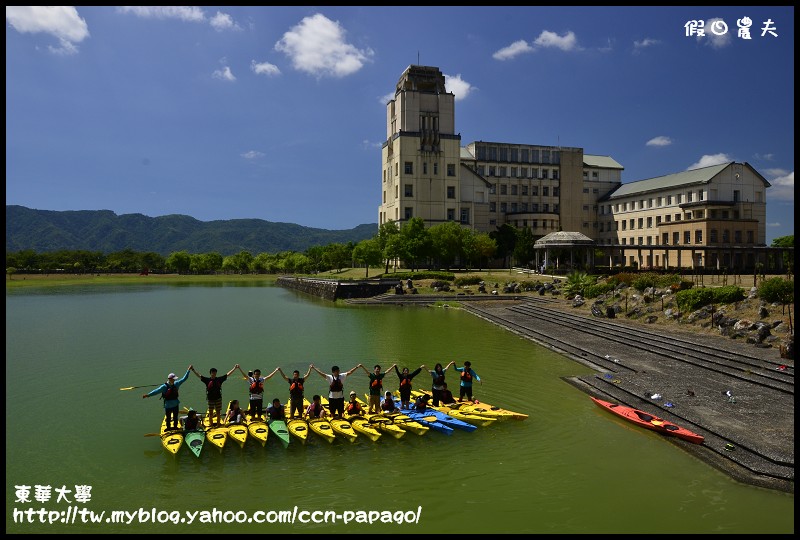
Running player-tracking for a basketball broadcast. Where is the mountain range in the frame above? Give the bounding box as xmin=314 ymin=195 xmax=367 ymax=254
xmin=6 ymin=205 xmax=378 ymax=256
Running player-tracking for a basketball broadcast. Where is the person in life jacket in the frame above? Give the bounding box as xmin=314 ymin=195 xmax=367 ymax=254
xmin=413 ymin=393 xmax=431 ymax=412
xmin=360 ymin=363 xmax=397 ymax=414
xmin=278 ymin=365 xmax=313 ymax=419
xmin=305 ymin=394 xmax=328 ymax=419
xmin=311 ymin=363 xmax=362 ymax=419
xmin=237 ymin=366 xmax=279 ymax=420
xmin=381 ymin=391 xmax=399 ymax=413
xmin=181 ymin=409 xmax=203 ymax=432
xmin=226 ymin=400 xmax=245 ymax=425
xmin=266 ymin=398 xmax=286 ymax=421
xmin=345 ymin=391 xmax=365 ymax=416
xmin=394 ymin=364 xmax=424 ymax=409
xmin=143 ymin=366 xmax=192 ymax=430
xmin=190 ymin=364 xmax=239 ymax=426
xmin=453 ymin=361 xmax=482 ymax=402
xmin=440 ymin=383 xmax=456 ymax=405
xmin=428 ymin=361 xmax=455 ymax=406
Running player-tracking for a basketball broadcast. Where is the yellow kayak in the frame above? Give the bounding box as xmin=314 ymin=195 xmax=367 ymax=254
xmin=412 ymin=390 xmax=525 ymax=420
xmin=225 ymin=401 xmax=249 ymax=447
xmin=160 ymin=417 xmax=183 ymax=455
xmin=345 ymin=414 xmax=381 ymax=442
xmin=358 ymin=396 xmax=406 ymax=439
xmin=308 ymin=418 xmax=336 ymax=443
xmin=284 ymin=404 xmax=310 ymax=444
xmin=247 ymin=415 xmax=269 ymax=447
xmin=203 ymin=414 xmax=229 ymax=450
xmin=328 ymin=417 xmax=358 ymax=442
xmin=431 ymin=404 xmax=497 ymax=427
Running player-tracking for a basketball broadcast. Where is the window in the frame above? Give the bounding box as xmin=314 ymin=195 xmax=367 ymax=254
xmin=511 ymin=203 xmax=518 ymax=212
xmin=489 ymin=219 xmax=497 ymax=226
xmin=684 ymin=231 xmax=691 ymax=244
xmin=583 ymin=188 xmax=590 ymax=194
xmin=404 ymin=184 xmax=413 ymax=197
xmin=648 ymin=198 xmax=653 ymax=208
xmin=553 ymin=170 xmax=559 ymax=180
xmin=477 ymin=165 xmax=485 ymax=176
xmin=583 ymin=171 xmax=588 ymax=179
xmin=755 ymin=191 xmax=762 ymax=202
xmin=665 ymin=215 xmax=671 ymax=222
xmin=622 ymin=221 xmax=627 ymax=231
xmin=520 ymin=167 xmax=528 ymax=178
xmin=510 ymin=148 xmax=518 ymax=162
xmin=500 ymin=184 xmax=507 ymax=195
xmin=447 ymin=209 xmax=455 ymax=221
xmin=593 ymin=188 xmax=599 ymax=194
xmin=710 ymin=229 xmax=718 ymax=242
xmin=662 ymin=233 xmax=669 ymax=245
xmin=592 ymin=171 xmax=598 ymax=179
xmin=500 ymin=202 xmax=507 ymax=212
xmin=687 ymin=192 xmax=693 ymax=202
xmin=521 ymin=203 xmax=528 ymax=212
xmin=447 ymin=163 xmax=455 ymax=176
xmin=734 ymin=230 xmax=742 ymax=243
xmin=624 ymin=202 xmax=629 ymax=211
xmin=553 ymin=204 xmax=559 ymax=212
xmin=395 ymin=163 xmax=398 ymax=176
xmin=499 ymin=147 xmax=507 ymax=161
xmin=395 ymin=185 xmax=398 ymax=198
xmin=532 ymin=220 xmax=538 ymax=229
xmin=638 ymin=218 xmax=644 ymax=229
xmin=511 ymin=185 xmax=518 ymax=195
xmin=532 ymin=203 xmax=539 ymax=212
xmin=747 ymin=231 xmax=754 ymax=243
xmin=531 ymin=168 xmax=538 ymax=179
xmin=673 ymin=232 xmax=680 ymax=245
xmin=733 ymin=190 xmax=740 ymax=202
xmin=433 ymin=162 xmax=438 ymax=175
xmin=521 ymin=185 xmax=528 ymax=195
xmin=489 ymin=184 xmax=496 ymax=194
xmin=489 ymin=202 xmax=496 ymax=212
xmin=647 ymin=217 xmax=652 ymax=228
xmin=667 ymin=195 xmax=673 ymax=205
xmin=521 ymin=149 xmax=529 ymax=162
xmin=657 ymin=197 xmax=663 ymax=207
xmin=382 ymin=191 xmax=386 ymax=203
xmin=531 ymin=187 xmax=538 ymax=196
xmin=722 ymin=211 xmax=729 ymax=219
xmin=583 ymin=205 xmax=589 ymax=211
xmin=656 ymin=216 xmax=662 ymax=225
xmin=460 ymin=209 xmax=469 ymax=224
xmin=404 ymin=207 xmax=413 ymax=219
xmin=511 ymin=167 xmax=517 ymax=178
xmin=404 ymin=162 xmax=413 ymax=174
xmin=695 ymin=210 xmax=704 ymax=218
xmin=622 ymin=238 xmax=627 ymax=245
xmin=629 ymin=219 xmax=634 ymax=230
xmin=499 ymin=166 xmax=506 ymax=177
xmin=447 ymin=186 xmax=455 ymax=199
xmin=489 ymin=166 xmax=496 ymax=177
xmin=696 ymin=230 xmax=704 ymax=244
xmin=647 ymin=236 xmax=652 ymax=245
xmin=699 ymin=190 xmax=705 ymax=201
xmin=543 ymin=203 xmax=549 ymax=212
xmin=638 ymin=237 xmax=644 ymax=246
xmin=543 ymin=187 xmax=549 ymax=197
xmin=541 ymin=169 xmax=549 ymax=179
xmin=423 ymin=162 xmax=427 ymax=174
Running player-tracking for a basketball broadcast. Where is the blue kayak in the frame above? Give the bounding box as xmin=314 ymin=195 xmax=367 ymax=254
xmin=397 ymin=399 xmax=477 ymax=432
xmin=381 ymin=399 xmax=453 ymax=435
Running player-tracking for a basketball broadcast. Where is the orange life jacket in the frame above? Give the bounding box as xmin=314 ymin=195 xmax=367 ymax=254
xmin=461 ymin=370 xmax=473 ymax=383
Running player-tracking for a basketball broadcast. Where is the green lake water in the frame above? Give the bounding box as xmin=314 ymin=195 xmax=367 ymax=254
xmin=5 ymin=283 xmax=794 ymax=533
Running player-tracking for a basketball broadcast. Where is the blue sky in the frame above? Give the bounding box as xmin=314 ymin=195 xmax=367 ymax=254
xmin=5 ymin=6 xmax=794 ymax=243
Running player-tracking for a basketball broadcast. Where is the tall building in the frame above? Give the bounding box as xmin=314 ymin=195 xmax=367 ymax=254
xmin=378 ymin=65 xmax=774 ymax=271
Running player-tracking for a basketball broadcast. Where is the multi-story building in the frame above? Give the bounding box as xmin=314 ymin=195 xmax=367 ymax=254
xmin=378 ymin=65 xmax=775 ymax=271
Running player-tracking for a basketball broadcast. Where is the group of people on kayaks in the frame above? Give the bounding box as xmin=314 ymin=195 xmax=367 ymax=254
xmin=142 ymin=361 xmax=482 ymax=431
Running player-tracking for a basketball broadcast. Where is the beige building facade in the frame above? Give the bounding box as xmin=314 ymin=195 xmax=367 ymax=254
xmin=378 ymin=65 xmax=774 ymax=271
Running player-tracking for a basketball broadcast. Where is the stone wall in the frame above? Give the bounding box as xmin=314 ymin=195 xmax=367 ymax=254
xmin=276 ymin=277 xmax=398 ymax=301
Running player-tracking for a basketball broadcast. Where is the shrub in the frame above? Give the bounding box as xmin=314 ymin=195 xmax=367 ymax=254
xmin=675 ymin=288 xmax=715 ymax=311
xmin=585 ymin=282 xmax=616 ymax=299
xmin=631 ymin=272 xmax=659 ymax=291
xmin=713 ymin=285 xmax=745 ymax=305
xmin=608 ymin=272 xmax=637 ymax=287
xmin=453 ymin=276 xmax=484 ymax=287
xmin=391 ymin=271 xmax=454 ymax=281
xmin=758 ymin=277 xmax=794 ymax=305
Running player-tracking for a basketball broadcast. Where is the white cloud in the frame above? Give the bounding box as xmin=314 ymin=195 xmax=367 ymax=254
xmin=362 ymin=140 xmax=382 ymax=150
xmin=210 ymin=11 xmax=241 ymax=32
xmin=698 ymin=18 xmax=732 ymax=49
xmin=766 ymin=171 xmax=794 ymax=202
xmin=533 ymin=30 xmax=578 ymax=51
xmin=767 ymin=222 xmax=781 ymax=227
xmin=274 ymin=13 xmax=374 ymax=78
xmin=241 ymin=150 xmax=265 ymax=159
xmin=646 ymin=136 xmax=672 ymax=147
xmin=212 ymin=66 xmax=236 ymax=81
xmin=764 ymin=168 xmax=788 ymax=177
xmin=687 ymin=153 xmax=732 ymax=170
xmin=633 ymin=38 xmax=659 ymax=50
xmin=444 ymin=73 xmax=474 ymax=101
xmin=378 ymin=91 xmax=395 ymax=105
xmin=754 ymin=153 xmax=775 ymax=161
xmin=116 ymin=6 xmax=205 ymax=23
xmin=6 ymin=6 xmax=89 ymax=55
xmin=493 ymin=40 xmax=534 ymax=61
xmin=251 ymin=60 xmax=281 ymax=76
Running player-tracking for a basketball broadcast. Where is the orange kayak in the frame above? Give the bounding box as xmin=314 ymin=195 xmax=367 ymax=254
xmin=590 ymin=397 xmax=704 ymax=444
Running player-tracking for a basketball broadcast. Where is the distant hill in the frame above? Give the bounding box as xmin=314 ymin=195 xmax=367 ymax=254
xmin=6 ymin=205 xmax=378 ymax=256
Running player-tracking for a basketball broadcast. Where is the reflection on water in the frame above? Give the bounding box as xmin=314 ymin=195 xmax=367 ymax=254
xmin=5 ymin=286 xmax=794 ymax=533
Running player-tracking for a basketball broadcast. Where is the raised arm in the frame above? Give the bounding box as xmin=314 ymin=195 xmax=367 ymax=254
xmin=303 ymin=365 xmax=314 ymax=379
xmin=345 ymin=363 xmax=362 ymax=376
xmin=445 ymin=361 xmax=455 ymax=370
xmin=189 ymin=365 xmax=202 ymax=379
xmin=359 ymin=365 xmax=371 ymax=375
xmin=236 ymin=365 xmax=248 ymax=378
xmin=311 ymin=365 xmax=327 ymax=380
xmin=394 ymin=365 xmax=402 ymax=378
xmin=226 ymin=364 xmax=239 ymax=377
xmin=175 ymin=368 xmax=191 ymax=386
xmin=263 ymin=367 xmax=279 ymax=380
xmin=410 ymin=367 xmax=422 ymax=379
xmin=277 ymin=368 xmax=289 ymax=382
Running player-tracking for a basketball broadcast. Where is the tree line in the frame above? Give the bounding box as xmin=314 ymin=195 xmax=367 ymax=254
xmin=4 ymin=219 xmax=542 ymax=276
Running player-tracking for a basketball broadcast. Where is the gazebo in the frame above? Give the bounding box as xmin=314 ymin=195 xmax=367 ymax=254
xmin=533 ymin=231 xmax=596 ymax=272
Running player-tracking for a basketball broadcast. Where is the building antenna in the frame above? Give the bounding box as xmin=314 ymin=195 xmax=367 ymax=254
xmin=417 ymin=51 xmax=420 ymax=65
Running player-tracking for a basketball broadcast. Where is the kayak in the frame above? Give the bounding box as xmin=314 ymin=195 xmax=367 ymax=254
xmin=430 ymin=403 xmax=497 ymax=427
xmin=344 ymin=414 xmax=382 ymax=442
xmin=286 ymin=419 xmax=310 ymax=444
xmin=413 ymin=389 xmax=525 ymax=420
xmin=160 ymin=417 xmax=183 ymax=455
xmin=225 ymin=401 xmax=249 ymax=448
xmin=328 ymin=417 xmax=359 ymax=442
xmin=378 ymin=398 xmax=429 ymax=435
xmin=308 ymin=417 xmax=337 ymax=443
xmin=203 ymin=414 xmax=229 ymax=450
xmin=358 ymin=396 xmax=405 ymax=439
xmin=397 ymin=408 xmax=453 ymax=435
xmin=268 ymin=419 xmax=291 ymax=448
xmin=184 ymin=429 xmax=205 ymax=457
xmin=401 ymin=399 xmax=477 ymax=432
xmin=247 ymin=416 xmax=270 ymax=447
xmin=590 ymin=397 xmax=705 ymax=444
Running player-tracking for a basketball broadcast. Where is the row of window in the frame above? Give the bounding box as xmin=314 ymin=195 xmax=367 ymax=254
xmin=477 ymin=165 xmax=559 ymax=179
xmin=490 ymin=202 xmax=559 ymax=213
xmin=401 ymin=207 xmax=470 ymax=224
xmin=605 ymin=191 xmax=706 ymax=213
xmin=489 ymin=184 xmax=559 ymax=196
xmin=600 ymin=229 xmax=755 ymax=246
xmin=474 ymin=145 xmax=560 ymax=165
xmin=384 ymin=162 xmax=457 ymax=181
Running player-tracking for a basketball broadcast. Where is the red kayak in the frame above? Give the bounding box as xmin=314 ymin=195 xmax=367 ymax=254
xmin=590 ymin=397 xmax=704 ymax=444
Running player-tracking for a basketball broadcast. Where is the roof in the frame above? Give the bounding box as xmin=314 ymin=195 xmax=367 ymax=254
xmin=460 ymin=147 xmax=475 ymax=160
xmin=534 ymin=231 xmax=595 ymax=247
xmin=605 ymin=162 xmax=731 ymax=199
xmin=583 ymin=155 xmax=624 ymax=169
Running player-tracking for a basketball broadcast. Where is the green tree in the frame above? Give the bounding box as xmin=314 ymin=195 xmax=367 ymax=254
xmin=352 ymin=238 xmax=383 ymax=278
xmin=377 ymin=222 xmax=400 ymax=273
xmin=490 ymin=223 xmax=517 ymax=268
xmin=564 ymin=271 xmax=595 ymax=297
xmin=771 ymin=235 xmax=794 ymax=271
xmin=166 ymin=250 xmax=192 ymax=274
xmin=400 ymin=217 xmax=431 ymax=271
xmin=513 ymin=227 xmax=535 ymax=267
xmin=429 ymin=221 xmax=465 ymax=270
xmin=322 ymin=243 xmax=351 ymax=273
xmin=470 ymin=232 xmax=496 ymax=271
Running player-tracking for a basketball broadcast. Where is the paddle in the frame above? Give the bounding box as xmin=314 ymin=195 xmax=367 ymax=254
xmin=120 ymin=384 xmax=160 ymax=391
xmin=369 ymin=414 xmax=438 ymax=424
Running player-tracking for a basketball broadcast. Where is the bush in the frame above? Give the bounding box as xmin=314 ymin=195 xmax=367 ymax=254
xmin=713 ymin=285 xmax=745 ymax=305
xmin=585 ymin=282 xmax=616 ymax=299
xmin=758 ymin=277 xmax=794 ymax=305
xmin=608 ymin=272 xmax=637 ymax=287
xmin=631 ymin=272 xmax=659 ymax=291
xmin=391 ymin=271 xmax=454 ymax=281
xmin=675 ymin=288 xmax=715 ymax=311
xmin=453 ymin=276 xmax=484 ymax=287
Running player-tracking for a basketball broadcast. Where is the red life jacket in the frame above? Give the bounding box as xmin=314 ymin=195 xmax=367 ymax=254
xmin=308 ymin=402 xmax=324 ymax=418
xmin=290 ymin=379 xmax=304 ymax=397
xmin=461 ymin=369 xmax=473 ymax=383
xmin=163 ymin=384 xmax=178 ymax=400
xmin=370 ymin=376 xmax=382 ymax=389
xmin=400 ymin=376 xmax=411 ymax=388
xmin=346 ymin=402 xmax=362 ymax=414
xmin=250 ymin=378 xmax=264 ymax=394
xmin=330 ymin=376 xmax=343 ymax=392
